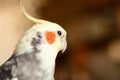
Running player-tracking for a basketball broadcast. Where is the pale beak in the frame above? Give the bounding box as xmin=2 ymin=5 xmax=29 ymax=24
xmin=60 ymin=39 xmax=67 ymax=53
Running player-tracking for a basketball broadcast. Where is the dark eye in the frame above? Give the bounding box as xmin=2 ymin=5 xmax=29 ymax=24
xmin=57 ymin=31 xmax=62 ymax=36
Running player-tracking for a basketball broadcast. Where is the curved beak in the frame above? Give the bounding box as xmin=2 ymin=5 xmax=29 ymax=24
xmin=60 ymin=39 xmax=67 ymax=53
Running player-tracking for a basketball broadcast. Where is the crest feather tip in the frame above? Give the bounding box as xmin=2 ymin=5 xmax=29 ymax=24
xmin=20 ymin=0 xmax=49 ymax=24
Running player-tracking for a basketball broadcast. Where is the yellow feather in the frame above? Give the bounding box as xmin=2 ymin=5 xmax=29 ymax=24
xmin=20 ymin=0 xmax=49 ymax=24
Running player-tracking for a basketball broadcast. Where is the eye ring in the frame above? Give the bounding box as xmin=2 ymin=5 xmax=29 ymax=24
xmin=57 ymin=31 xmax=62 ymax=36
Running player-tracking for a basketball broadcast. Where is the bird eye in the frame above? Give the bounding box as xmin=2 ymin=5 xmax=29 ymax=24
xmin=57 ymin=31 xmax=62 ymax=36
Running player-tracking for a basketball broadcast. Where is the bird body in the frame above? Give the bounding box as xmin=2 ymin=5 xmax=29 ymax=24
xmin=0 ymin=3 xmax=67 ymax=80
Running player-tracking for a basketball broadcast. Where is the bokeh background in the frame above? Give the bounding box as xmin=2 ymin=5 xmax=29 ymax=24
xmin=0 ymin=0 xmax=120 ymax=80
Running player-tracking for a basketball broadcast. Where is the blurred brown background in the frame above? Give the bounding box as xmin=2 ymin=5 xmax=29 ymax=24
xmin=1 ymin=0 xmax=120 ymax=80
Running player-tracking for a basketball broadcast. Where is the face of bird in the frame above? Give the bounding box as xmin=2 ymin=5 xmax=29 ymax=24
xmin=29 ymin=22 xmax=67 ymax=54
xmin=15 ymin=22 xmax=67 ymax=57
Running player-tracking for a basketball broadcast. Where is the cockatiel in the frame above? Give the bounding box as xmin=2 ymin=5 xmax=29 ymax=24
xmin=0 ymin=2 xmax=67 ymax=80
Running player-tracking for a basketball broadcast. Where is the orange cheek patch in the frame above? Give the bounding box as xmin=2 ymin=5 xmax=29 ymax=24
xmin=45 ymin=31 xmax=56 ymax=44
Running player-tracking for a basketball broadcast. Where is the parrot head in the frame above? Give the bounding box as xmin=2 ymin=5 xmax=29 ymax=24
xmin=15 ymin=4 xmax=67 ymax=57
xmin=25 ymin=21 xmax=67 ymax=54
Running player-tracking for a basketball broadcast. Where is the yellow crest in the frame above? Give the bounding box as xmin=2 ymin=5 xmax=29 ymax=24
xmin=20 ymin=0 xmax=49 ymax=24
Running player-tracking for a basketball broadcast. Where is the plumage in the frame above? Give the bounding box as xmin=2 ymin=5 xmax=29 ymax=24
xmin=0 ymin=2 xmax=67 ymax=80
